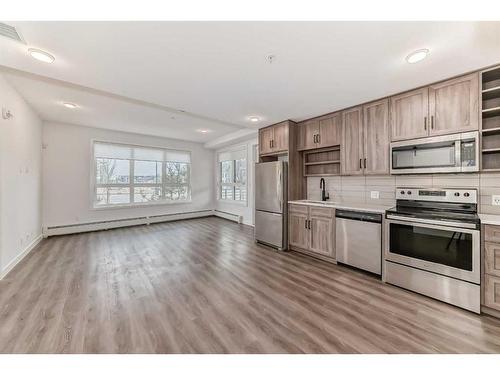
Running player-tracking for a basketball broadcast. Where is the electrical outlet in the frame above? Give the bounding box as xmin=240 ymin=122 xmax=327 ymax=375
xmin=370 ymin=191 xmax=380 ymax=199
xmin=492 ymin=195 xmax=500 ymax=206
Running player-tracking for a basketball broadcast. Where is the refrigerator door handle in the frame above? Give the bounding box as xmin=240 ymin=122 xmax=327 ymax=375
xmin=277 ymin=168 xmax=283 ymax=210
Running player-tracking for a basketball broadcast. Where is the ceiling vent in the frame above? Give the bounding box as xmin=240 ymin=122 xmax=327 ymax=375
xmin=0 ymin=22 xmax=25 ymax=44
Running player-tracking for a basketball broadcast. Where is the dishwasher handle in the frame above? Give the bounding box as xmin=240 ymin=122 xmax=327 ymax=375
xmin=335 ymin=209 xmax=382 ymax=223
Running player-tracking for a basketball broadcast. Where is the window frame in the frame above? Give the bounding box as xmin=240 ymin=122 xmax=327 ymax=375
xmin=90 ymin=140 xmax=192 ymax=209
xmin=217 ymin=147 xmax=248 ymax=205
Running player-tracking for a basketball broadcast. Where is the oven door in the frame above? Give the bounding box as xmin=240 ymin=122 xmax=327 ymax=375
xmin=384 ymin=217 xmax=480 ymax=284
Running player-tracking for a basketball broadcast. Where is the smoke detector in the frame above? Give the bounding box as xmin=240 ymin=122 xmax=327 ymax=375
xmin=266 ymin=54 xmax=276 ymax=64
xmin=0 ymin=22 xmax=25 ymax=44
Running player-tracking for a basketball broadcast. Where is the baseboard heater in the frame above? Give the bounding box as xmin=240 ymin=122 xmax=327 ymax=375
xmin=213 ymin=210 xmax=243 ymax=223
xmin=44 ymin=209 xmax=214 ymax=237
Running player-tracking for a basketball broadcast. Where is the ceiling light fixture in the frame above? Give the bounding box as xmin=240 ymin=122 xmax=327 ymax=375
xmin=62 ymin=102 xmax=78 ymax=109
xmin=249 ymin=116 xmax=260 ymax=123
xmin=406 ymin=49 xmax=429 ymax=64
xmin=197 ymin=129 xmax=210 ymax=134
xmin=28 ymin=48 xmax=55 ymax=63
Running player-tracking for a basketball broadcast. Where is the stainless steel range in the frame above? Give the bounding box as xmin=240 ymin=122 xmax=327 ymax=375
xmin=383 ymin=187 xmax=480 ymax=313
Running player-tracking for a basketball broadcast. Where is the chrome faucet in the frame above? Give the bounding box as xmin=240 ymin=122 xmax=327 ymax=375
xmin=320 ymin=178 xmax=330 ymax=202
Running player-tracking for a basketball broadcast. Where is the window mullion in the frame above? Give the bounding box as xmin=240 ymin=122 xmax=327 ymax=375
xmin=129 ymin=158 xmax=134 ymax=203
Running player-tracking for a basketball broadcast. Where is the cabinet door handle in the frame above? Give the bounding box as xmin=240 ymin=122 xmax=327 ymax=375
xmin=359 ymin=159 xmax=362 ymax=169
xmin=364 ymin=158 xmax=367 ymax=169
xmin=424 ymin=116 xmax=427 ymax=131
xmin=305 ymin=220 xmax=307 ymax=229
xmin=314 ymin=134 xmax=317 ymax=143
xmin=317 ymin=134 xmax=321 ymax=144
xmin=308 ymin=220 xmax=311 ymax=230
xmin=431 ymin=116 xmax=434 ymax=129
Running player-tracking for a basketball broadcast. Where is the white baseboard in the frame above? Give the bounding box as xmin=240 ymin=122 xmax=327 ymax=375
xmin=214 ymin=210 xmax=242 ymax=223
xmin=0 ymin=234 xmax=43 ymax=280
xmin=43 ymin=210 xmax=214 ymax=237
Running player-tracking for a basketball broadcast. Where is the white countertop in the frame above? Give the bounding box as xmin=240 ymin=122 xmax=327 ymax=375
xmin=479 ymin=214 xmax=500 ymax=226
xmin=288 ymin=200 xmax=393 ymax=214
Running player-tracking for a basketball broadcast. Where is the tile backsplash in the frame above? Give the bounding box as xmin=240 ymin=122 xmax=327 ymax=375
xmin=307 ymin=173 xmax=500 ymax=214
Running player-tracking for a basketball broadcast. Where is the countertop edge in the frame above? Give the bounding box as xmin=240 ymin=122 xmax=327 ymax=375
xmin=288 ymin=200 xmax=391 ymax=214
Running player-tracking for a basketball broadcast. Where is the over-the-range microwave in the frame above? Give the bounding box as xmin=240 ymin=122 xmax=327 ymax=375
xmin=390 ymin=131 xmax=479 ymax=174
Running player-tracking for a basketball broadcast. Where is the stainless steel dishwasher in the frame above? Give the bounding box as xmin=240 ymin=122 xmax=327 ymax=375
xmin=335 ymin=210 xmax=382 ymax=275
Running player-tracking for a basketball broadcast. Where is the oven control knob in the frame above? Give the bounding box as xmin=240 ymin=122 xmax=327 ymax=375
xmin=464 ymin=192 xmax=470 ymax=197
xmin=407 ymin=191 xmax=412 ymax=195
xmin=454 ymin=192 xmax=460 ymax=197
xmin=400 ymin=191 xmax=405 ymax=195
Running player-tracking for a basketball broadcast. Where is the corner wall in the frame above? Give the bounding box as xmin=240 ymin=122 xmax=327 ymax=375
xmin=42 ymin=122 xmax=215 ymax=228
xmin=0 ymin=74 xmax=43 ymax=277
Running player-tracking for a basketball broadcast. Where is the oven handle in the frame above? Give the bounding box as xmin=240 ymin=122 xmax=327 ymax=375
xmin=385 ymin=214 xmax=478 ymax=230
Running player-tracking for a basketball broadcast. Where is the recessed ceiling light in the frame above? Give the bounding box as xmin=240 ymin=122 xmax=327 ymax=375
xmin=28 ymin=48 xmax=55 ymax=63
xmin=249 ymin=116 xmax=260 ymax=123
xmin=406 ymin=49 xmax=429 ymax=64
xmin=197 ymin=129 xmax=210 ymax=133
xmin=62 ymin=102 xmax=78 ymax=109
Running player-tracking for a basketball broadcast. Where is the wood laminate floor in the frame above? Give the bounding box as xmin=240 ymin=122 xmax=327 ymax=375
xmin=1 ymin=217 xmax=499 ymax=353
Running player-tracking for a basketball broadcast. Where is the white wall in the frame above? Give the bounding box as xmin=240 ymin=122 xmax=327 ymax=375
xmin=214 ymin=138 xmax=258 ymax=226
xmin=0 ymin=74 xmax=43 ymax=276
xmin=42 ymin=122 xmax=215 ymax=227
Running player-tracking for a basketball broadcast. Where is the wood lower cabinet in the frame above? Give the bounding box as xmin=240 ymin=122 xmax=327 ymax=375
xmin=289 ymin=205 xmax=309 ymax=249
xmin=341 ymin=106 xmax=364 ymax=175
xmin=288 ymin=204 xmax=335 ymax=260
xmin=429 ymin=73 xmax=479 ymax=136
xmin=309 ymin=207 xmax=335 ymax=257
xmin=483 ymin=224 xmax=500 ymax=315
xmin=484 ymin=274 xmax=500 ymax=311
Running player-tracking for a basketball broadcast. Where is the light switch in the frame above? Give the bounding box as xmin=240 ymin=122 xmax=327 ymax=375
xmin=370 ymin=191 xmax=380 ymax=199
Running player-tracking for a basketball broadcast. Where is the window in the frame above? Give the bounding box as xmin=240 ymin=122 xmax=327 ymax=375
xmin=218 ymin=148 xmax=247 ymax=202
xmin=93 ymin=141 xmax=191 ymax=207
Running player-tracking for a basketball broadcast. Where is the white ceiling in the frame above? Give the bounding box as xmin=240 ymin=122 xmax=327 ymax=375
xmin=1 ymin=21 xmax=500 ymax=143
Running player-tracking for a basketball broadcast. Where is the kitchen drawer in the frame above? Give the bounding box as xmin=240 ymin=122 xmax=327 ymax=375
xmin=289 ymin=204 xmax=309 ymax=214
xmin=484 ymin=225 xmax=500 ymax=243
xmin=310 ymin=206 xmax=334 ymax=218
xmin=484 ymin=274 xmax=500 ymax=311
xmin=485 ymin=242 xmax=500 ymax=277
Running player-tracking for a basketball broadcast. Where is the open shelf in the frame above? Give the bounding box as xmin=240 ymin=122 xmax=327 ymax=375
xmin=482 ymin=86 xmax=500 ymax=100
xmin=481 ymin=66 xmax=500 ymax=172
xmin=304 ymin=160 xmax=340 ymax=166
xmin=481 ymin=126 xmax=500 ymax=135
xmin=482 ymin=147 xmax=500 ymax=154
xmin=303 ymin=146 xmax=340 ymax=176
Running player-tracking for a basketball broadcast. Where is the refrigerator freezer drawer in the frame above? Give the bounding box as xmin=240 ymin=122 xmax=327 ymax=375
xmin=255 ymin=210 xmax=285 ymax=250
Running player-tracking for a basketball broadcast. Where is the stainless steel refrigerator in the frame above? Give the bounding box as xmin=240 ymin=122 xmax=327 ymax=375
xmin=255 ymin=161 xmax=288 ymax=250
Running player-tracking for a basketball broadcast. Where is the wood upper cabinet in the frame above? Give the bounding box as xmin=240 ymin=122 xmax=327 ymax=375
xmin=428 ymin=73 xmax=479 ymax=136
xmin=297 ymin=119 xmax=319 ymax=151
xmin=390 ymin=73 xmax=480 ymax=141
xmin=288 ymin=205 xmax=309 ymax=250
xmin=259 ymin=127 xmax=274 ymax=155
xmin=297 ymin=113 xmax=342 ymax=151
xmin=308 ymin=207 xmax=335 ymax=257
xmin=341 ymin=106 xmax=364 ymax=175
xmin=390 ymin=87 xmax=429 ymax=141
xmin=363 ymin=99 xmax=390 ymax=175
xmin=318 ymin=113 xmax=342 ymax=148
xmin=272 ymin=121 xmax=289 ymax=153
xmin=259 ymin=121 xmax=289 ymax=155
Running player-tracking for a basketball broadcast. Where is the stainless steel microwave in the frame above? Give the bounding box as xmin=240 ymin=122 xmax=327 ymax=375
xmin=390 ymin=131 xmax=479 ymax=174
